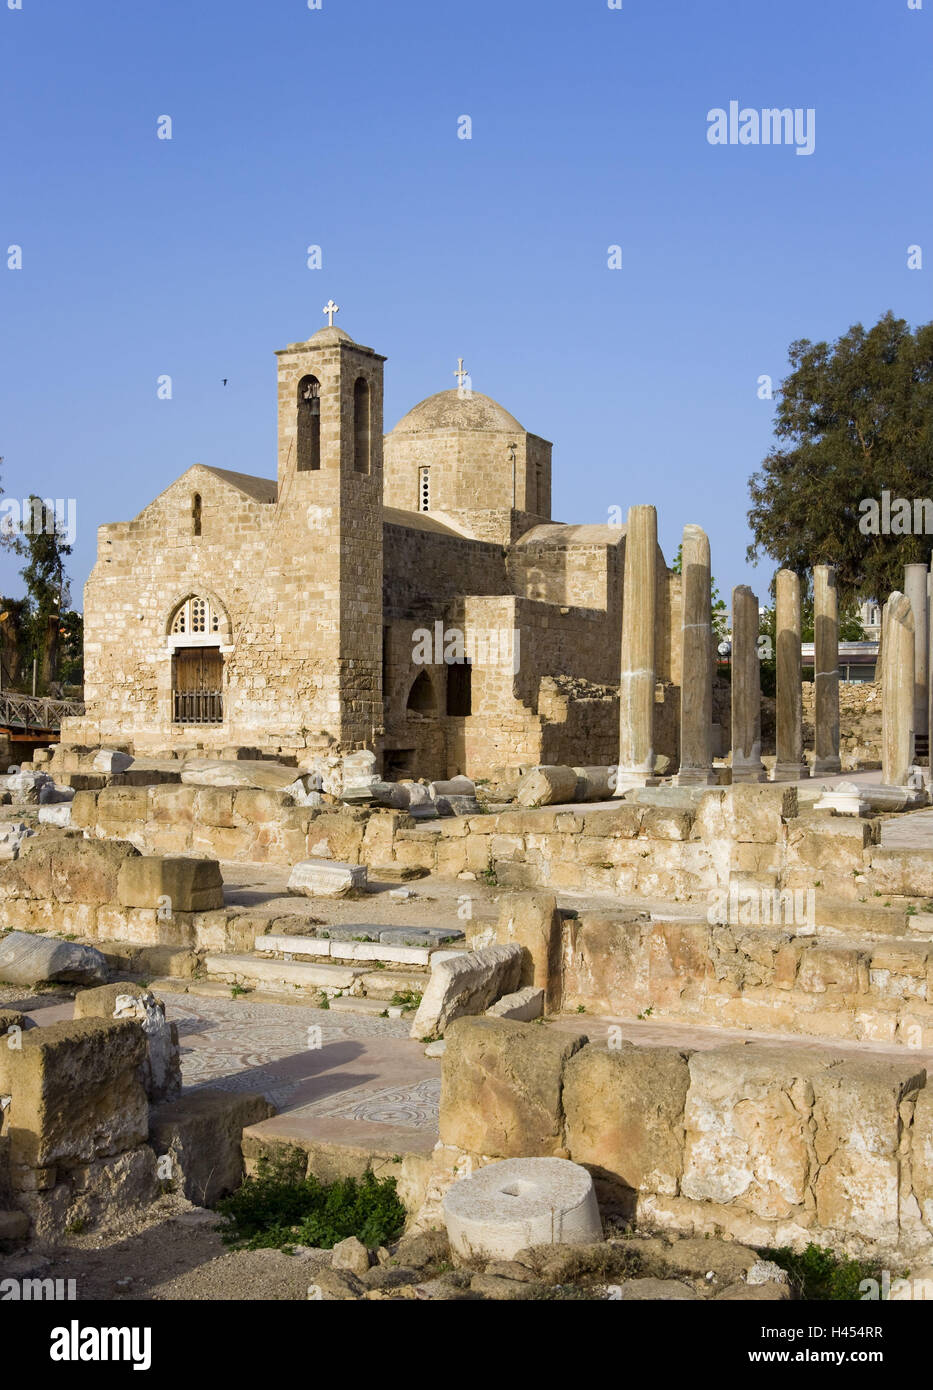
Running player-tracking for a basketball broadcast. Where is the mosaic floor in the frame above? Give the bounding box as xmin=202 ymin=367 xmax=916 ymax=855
xmin=163 ymin=991 xmax=441 ymax=1131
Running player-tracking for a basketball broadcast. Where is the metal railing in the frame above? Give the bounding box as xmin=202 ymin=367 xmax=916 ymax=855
xmin=173 ymin=690 xmax=223 ymax=724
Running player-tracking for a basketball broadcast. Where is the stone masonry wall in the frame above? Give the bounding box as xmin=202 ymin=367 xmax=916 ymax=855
xmin=437 ymin=1017 xmax=933 ymax=1263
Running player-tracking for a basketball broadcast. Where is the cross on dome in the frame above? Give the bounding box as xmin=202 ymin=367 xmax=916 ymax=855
xmin=323 ymin=299 xmax=340 ymax=327
xmin=453 ymin=358 xmax=469 ymax=388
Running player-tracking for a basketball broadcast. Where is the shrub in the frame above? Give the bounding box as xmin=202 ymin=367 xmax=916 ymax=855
xmin=760 ymin=1243 xmax=882 ymax=1300
xmin=216 ymin=1151 xmax=406 ymax=1252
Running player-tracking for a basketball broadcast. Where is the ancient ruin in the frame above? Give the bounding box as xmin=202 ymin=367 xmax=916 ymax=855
xmin=4 ymin=321 xmax=933 ymax=1312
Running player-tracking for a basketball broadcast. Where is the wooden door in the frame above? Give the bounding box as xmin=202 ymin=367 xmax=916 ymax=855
xmin=172 ymin=647 xmax=223 ymax=724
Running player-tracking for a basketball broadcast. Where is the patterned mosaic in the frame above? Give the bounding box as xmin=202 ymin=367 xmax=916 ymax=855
xmin=161 ymin=991 xmax=436 ymax=1123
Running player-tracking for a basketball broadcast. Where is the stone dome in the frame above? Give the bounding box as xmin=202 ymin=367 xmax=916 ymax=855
xmin=390 ymin=389 xmax=524 ymax=435
xmin=305 ymin=325 xmax=355 ymax=347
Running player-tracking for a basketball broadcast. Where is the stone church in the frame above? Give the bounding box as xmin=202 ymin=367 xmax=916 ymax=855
xmin=66 ymin=316 xmax=683 ymax=779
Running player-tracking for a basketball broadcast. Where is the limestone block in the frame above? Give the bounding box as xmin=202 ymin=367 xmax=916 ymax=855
xmin=180 ymin=759 xmax=302 ymax=791
xmin=410 ymin=944 xmax=523 ymax=1040
xmin=47 ymin=837 xmax=140 ymax=905
xmin=117 ymin=855 xmax=224 ymax=912
xmin=67 ymin=788 xmax=98 ymax=830
xmin=38 ymin=804 xmax=72 ymax=828
xmin=811 ymin=1056 xmax=925 ymax=1241
xmin=38 ymin=782 xmax=75 ymax=805
xmin=149 ymin=784 xmax=198 ymax=825
xmin=306 ymin=812 xmax=367 ymax=863
xmin=15 ymin=1144 xmax=159 ymax=1244
xmin=95 ymin=785 xmax=149 ymax=829
xmin=340 ymin=749 xmax=380 ymax=796
xmin=564 ymin=1043 xmax=690 ymax=1197
xmin=287 ymin=858 xmax=367 ymax=898
xmin=431 ymin=777 xmax=476 ymax=799
xmin=485 ymin=987 xmax=544 ymax=1021
xmin=439 ymin=1015 xmax=586 ymax=1156
xmin=194 ymin=787 xmax=237 ymax=828
xmin=74 ymin=985 xmax=181 ymax=1103
xmin=697 ymin=785 xmax=796 ymax=847
xmin=92 ymin=749 xmax=134 ymax=774
xmin=797 ymin=945 xmax=866 ymax=996
xmin=8 ymin=1018 xmax=148 ymax=1172
xmin=516 ymin=766 xmax=578 ymax=808
xmin=561 ymin=914 xmax=650 ymax=1016
xmin=494 ymin=892 xmax=561 ymax=1003
xmin=639 ymin=807 xmax=693 ymax=841
xmin=6 ymin=771 xmax=52 ymax=805
xmin=149 ymin=1089 xmax=274 ymax=1206
xmin=0 ymin=931 xmax=108 ymax=988
xmin=909 ymin=1086 xmax=933 ymax=1231
xmin=443 ymin=1157 xmax=601 ymax=1260
xmin=681 ymin=1045 xmax=837 ymax=1220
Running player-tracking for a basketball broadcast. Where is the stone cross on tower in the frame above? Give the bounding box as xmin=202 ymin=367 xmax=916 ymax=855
xmin=323 ymin=299 xmax=340 ymax=327
xmin=453 ymin=358 xmax=468 ymax=388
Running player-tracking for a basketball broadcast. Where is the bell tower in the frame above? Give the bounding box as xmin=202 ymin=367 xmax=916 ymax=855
xmin=273 ymin=306 xmax=386 ymax=751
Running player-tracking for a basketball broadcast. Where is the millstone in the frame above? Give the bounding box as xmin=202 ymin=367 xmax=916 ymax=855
xmin=442 ymin=1157 xmax=602 ymax=1261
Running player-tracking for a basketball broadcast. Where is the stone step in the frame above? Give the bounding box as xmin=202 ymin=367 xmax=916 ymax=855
xmin=310 ymin=924 xmax=464 ymax=947
xmin=203 ymin=952 xmax=364 ymax=995
xmin=327 ymin=996 xmax=405 ymax=1018
xmin=358 ymin=969 xmax=429 ymax=1001
xmin=814 ymin=899 xmax=911 ymax=937
xmin=254 ymin=932 xmax=434 ymax=967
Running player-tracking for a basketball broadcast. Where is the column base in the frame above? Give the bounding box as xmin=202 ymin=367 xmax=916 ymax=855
xmin=731 ymin=763 xmax=767 ymax=784
xmin=674 ymin=768 xmax=718 ymax=786
xmin=813 ymin=757 xmax=842 ymax=776
xmin=771 ymin=762 xmax=810 ymax=782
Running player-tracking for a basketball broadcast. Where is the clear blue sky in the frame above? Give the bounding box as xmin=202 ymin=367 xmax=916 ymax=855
xmin=1 ymin=0 xmax=930 ymax=610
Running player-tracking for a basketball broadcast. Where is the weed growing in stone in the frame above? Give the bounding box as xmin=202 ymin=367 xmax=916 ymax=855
xmin=217 ymin=1152 xmax=406 ymax=1251
xmin=760 ymin=1243 xmax=882 ymax=1300
xmin=389 ymin=988 xmax=422 ymax=1011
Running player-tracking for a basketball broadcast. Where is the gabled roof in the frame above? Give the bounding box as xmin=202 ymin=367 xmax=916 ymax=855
xmin=515 ymin=522 xmax=626 ymax=547
xmin=197 ymin=466 xmax=278 ymax=504
xmin=383 ymin=506 xmax=467 ymax=537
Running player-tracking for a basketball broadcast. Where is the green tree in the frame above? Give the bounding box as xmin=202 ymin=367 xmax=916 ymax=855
xmin=747 ymin=312 xmax=933 ymax=606
xmin=3 ymin=496 xmax=73 ymax=691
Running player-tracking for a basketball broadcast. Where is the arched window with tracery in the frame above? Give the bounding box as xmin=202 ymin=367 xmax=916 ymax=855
xmin=170 ymin=596 xmax=221 ymax=638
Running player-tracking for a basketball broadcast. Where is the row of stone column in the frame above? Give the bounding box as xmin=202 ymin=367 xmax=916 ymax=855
xmin=613 ymin=505 xmax=844 ymax=790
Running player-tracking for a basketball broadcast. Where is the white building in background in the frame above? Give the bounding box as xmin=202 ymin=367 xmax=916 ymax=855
xmin=859 ymin=599 xmax=882 ymax=642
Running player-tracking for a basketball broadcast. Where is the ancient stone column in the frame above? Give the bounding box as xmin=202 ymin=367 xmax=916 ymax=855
xmin=731 ymin=585 xmax=766 ymax=783
xmin=904 ymin=563 xmax=929 ymax=740
xmin=882 ymin=592 xmax=915 ymax=787
xmin=928 ymin=561 xmax=933 ymax=775
xmin=614 ymin=504 xmax=659 ymax=794
xmin=773 ymin=568 xmax=808 ymax=781
xmin=675 ymin=523 xmax=715 ymax=786
xmin=813 ymin=564 xmax=842 ymax=775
